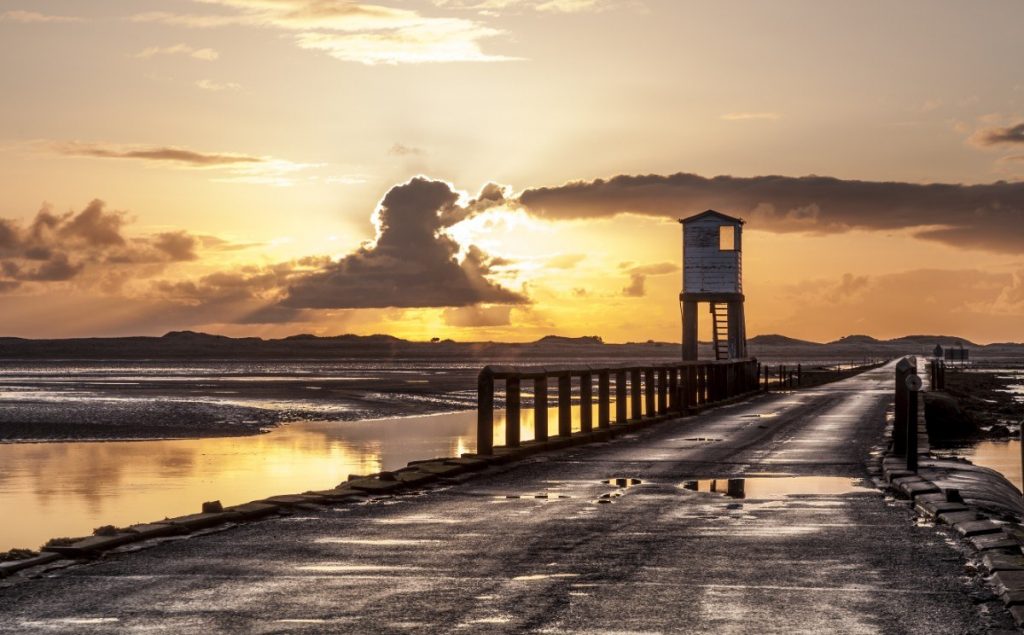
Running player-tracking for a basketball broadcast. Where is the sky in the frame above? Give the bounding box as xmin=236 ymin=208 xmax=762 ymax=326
xmin=1 ymin=0 xmax=1023 ymax=343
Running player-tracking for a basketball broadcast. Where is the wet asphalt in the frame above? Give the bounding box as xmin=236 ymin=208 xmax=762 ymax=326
xmin=0 ymin=362 xmax=1014 ymax=633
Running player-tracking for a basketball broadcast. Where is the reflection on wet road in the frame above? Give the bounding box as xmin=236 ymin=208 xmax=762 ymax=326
xmin=0 ymin=363 xmax=1011 ymax=633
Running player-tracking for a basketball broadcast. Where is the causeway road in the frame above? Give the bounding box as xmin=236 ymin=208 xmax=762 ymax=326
xmin=0 ymin=362 xmax=1013 ymax=633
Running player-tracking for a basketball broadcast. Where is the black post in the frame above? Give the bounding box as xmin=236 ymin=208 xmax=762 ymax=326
xmin=597 ymin=371 xmax=610 ymax=429
xmin=477 ymin=369 xmax=494 ymax=456
xmin=668 ymin=368 xmax=679 ymax=412
xmin=615 ymin=370 xmax=628 ymax=424
xmin=907 ymin=381 xmax=919 ymax=472
xmin=631 ymin=368 xmax=642 ymax=420
xmin=505 ymin=376 xmax=520 ymax=448
xmin=645 ymin=368 xmax=655 ymax=417
xmin=580 ymin=372 xmax=593 ymax=433
xmin=893 ymin=357 xmax=914 ymax=456
xmin=558 ymin=373 xmax=572 ymax=437
xmin=533 ymin=376 xmax=548 ymax=442
xmin=658 ymin=368 xmax=668 ymax=414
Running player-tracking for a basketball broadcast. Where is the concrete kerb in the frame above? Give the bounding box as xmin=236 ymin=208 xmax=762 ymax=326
xmin=877 ymin=391 xmax=1024 ymax=627
xmin=2 ymin=387 xmax=771 ymax=582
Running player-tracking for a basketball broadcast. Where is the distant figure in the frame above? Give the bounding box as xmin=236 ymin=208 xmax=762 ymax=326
xmin=933 ymin=344 xmax=943 ymax=358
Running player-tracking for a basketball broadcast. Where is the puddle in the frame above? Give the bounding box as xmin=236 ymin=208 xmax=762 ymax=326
xmin=682 ymin=476 xmax=872 ymax=499
xmin=296 ymin=564 xmax=424 ymax=572
xmin=741 ymin=413 xmax=780 ymax=419
xmin=604 ymin=478 xmax=643 ymax=488
xmin=498 ymin=493 xmax=572 ymax=500
xmin=512 ymin=573 xmax=579 ymax=581
xmin=683 ymin=437 xmax=722 ymax=442
xmin=314 ymin=538 xmax=441 ymax=546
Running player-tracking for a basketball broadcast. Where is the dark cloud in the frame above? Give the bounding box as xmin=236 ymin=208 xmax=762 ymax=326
xmin=517 ymin=172 xmax=1024 ymax=253
xmin=152 ymin=232 xmax=199 ymax=261
xmin=149 ymin=260 xmax=320 ymax=325
xmin=282 ymin=177 xmax=527 ymax=309
xmin=57 ymin=199 xmax=126 ymax=247
xmin=621 ymin=262 xmax=679 ymax=298
xmin=442 ymin=305 xmax=512 ymax=327
xmin=53 ymin=142 xmax=264 ymax=167
xmin=23 ymin=253 xmax=83 ymax=281
xmin=974 ymin=122 xmax=1024 ymax=146
xmin=0 ymin=200 xmax=206 ymax=288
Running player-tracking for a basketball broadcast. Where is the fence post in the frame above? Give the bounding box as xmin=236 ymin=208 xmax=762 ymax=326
xmin=668 ymin=368 xmax=678 ymax=412
xmin=506 ymin=376 xmax=521 ymax=448
xmin=893 ymin=357 xmax=914 ymax=456
xmin=533 ymin=376 xmax=548 ymax=442
xmin=580 ymin=371 xmax=593 ymax=433
xmin=658 ymin=368 xmax=668 ymax=414
xmin=645 ymin=368 xmax=655 ymax=417
xmin=615 ymin=370 xmax=628 ymax=424
xmin=797 ymin=364 xmax=802 ymax=387
xmin=906 ymin=373 xmax=920 ymax=472
xmin=631 ymin=368 xmax=643 ymax=420
xmin=558 ymin=373 xmax=572 ymax=437
xmin=597 ymin=371 xmax=610 ymax=429
xmin=697 ymin=365 xmax=707 ymax=405
xmin=477 ymin=368 xmax=494 ymax=456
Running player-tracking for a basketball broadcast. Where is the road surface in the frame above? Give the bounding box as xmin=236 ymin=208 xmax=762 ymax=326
xmin=0 ymin=362 xmax=1013 ymax=633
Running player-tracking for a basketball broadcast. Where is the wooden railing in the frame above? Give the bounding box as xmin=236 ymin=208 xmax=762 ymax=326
xmin=476 ymin=359 xmax=759 ymax=455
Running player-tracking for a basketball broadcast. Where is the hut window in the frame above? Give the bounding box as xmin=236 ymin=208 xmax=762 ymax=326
xmin=719 ymin=226 xmax=736 ymax=251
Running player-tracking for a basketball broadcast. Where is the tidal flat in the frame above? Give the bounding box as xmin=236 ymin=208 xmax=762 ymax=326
xmin=0 ymin=360 xmax=483 ymax=442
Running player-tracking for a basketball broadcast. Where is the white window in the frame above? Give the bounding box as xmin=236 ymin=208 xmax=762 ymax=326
xmin=719 ymin=225 xmax=736 ymax=251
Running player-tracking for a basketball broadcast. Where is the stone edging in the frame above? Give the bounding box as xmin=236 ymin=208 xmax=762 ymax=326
xmin=872 ymin=392 xmax=1024 ymax=629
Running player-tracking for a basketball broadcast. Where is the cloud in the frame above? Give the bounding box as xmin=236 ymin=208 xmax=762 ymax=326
xmin=134 ymin=1 xmax=518 ymax=65
xmin=433 ymin=0 xmax=624 ymax=13
xmin=196 ymin=79 xmax=241 ymax=91
xmin=389 ymin=142 xmax=425 ymax=156
xmin=0 ymin=200 xmax=203 ymax=289
xmin=517 ymin=172 xmax=1024 ymax=253
xmin=52 ymin=141 xmax=262 ymax=167
xmin=770 ymin=268 xmax=1024 ymax=340
xmin=972 ymin=122 xmax=1024 ymax=146
xmin=0 ymin=10 xmax=82 ymax=23
xmin=48 ymin=141 xmax=320 ymax=186
xmin=152 ymin=232 xmax=200 ymax=261
xmin=281 ymin=177 xmax=527 ymax=309
xmin=720 ymin=112 xmax=781 ymax=121
xmin=135 ymin=44 xmax=220 ymax=60
xmin=442 ymin=305 xmax=512 ymax=327
xmin=620 ymin=261 xmax=678 ymax=297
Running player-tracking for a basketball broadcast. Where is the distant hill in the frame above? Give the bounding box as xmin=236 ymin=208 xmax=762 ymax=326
xmin=0 ymin=331 xmax=1019 ymax=361
xmin=827 ymin=334 xmax=882 ymax=345
xmin=748 ymin=334 xmax=819 ymax=347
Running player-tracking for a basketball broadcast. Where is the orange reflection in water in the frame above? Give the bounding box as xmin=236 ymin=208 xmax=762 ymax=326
xmin=0 ymin=411 xmax=477 ymax=551
xmin=954 ymin=440 xmax=1022 ymax=491
xmin=491 ymin=397 xmax=643 ymax=443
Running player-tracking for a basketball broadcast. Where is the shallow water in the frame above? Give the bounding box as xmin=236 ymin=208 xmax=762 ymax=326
xmin=0 ymin=412 xmax=477 ymax=551
xmin=0 ymin=395 xmax=639 ymax=552
xmin=953 ymin=440 xmax=1023 ymax=492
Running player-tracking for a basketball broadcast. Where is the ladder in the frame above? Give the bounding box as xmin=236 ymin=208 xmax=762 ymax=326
xmin=710 ymin=303 xmax=730 ymax=360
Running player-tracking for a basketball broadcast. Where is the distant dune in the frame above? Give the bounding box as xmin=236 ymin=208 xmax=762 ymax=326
xmin=0 ymin=330 xmax=1018 ymax=361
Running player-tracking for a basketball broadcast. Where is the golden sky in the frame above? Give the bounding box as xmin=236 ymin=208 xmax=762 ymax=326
xmin=1 ymin=0 xmax=1023 ymax=343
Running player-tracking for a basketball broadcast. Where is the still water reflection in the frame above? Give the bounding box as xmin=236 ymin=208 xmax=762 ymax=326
xmin=953 ymin=440 xmax=1022 ymax=492
xmin=0 ymin=412 xmax=478 ymax=551
xmin=0 ymin=397 xmax=625 ymax=553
